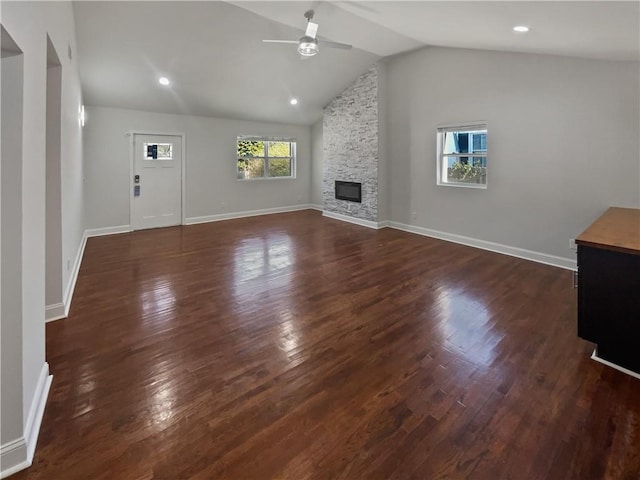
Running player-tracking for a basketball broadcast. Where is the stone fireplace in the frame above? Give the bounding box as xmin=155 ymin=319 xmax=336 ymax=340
xmin=322 ymin=63 xmax=386 ymax=224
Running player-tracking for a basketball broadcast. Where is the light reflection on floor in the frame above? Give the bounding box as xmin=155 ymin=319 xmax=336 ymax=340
xmin=432 ymin=283 xmax=503 ymax=368
xmin=231 ymin=233 xmax=304 ymax=359
xmin=232 ymin=233 xmax=294 ymax=293
xmin=138 ymin=275 xmax=176 ymax=317
xmin=277 ymin=311 xmax=300 ymax=354
xmin=150 ymin=381 xmax=177 ymax=429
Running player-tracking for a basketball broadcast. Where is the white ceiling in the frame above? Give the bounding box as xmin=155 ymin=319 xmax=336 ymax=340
xmin=74 ymin=1 xmax=639 ymax=126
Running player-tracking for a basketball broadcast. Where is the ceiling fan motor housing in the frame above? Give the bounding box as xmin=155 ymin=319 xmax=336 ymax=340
xmin=298 ymin=36 xmax=319 ymax=56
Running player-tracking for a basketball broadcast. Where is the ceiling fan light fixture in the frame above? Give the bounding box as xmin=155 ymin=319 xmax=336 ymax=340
xmin=298 ymin=36 xmax=319 ymax=56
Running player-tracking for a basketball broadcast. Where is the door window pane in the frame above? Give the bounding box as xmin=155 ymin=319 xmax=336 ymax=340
xmin=144 ymin=143 xmax=173 ymax=160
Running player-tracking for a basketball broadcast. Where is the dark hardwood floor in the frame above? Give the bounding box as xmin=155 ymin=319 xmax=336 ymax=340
xmin=15 ymin=210 xmax=640 ymax=479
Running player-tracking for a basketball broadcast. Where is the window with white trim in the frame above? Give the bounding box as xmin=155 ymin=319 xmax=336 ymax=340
xmin=237 ymin=136 xmax=296 ymax=180
xmin=437 ymin=123 xmax=487 ymax=188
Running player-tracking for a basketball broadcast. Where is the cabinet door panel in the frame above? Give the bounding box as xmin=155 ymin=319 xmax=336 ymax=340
xmin=577 ymin=246 xmax=640 ymax=345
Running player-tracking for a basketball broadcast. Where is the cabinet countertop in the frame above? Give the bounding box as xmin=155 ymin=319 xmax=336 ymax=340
xmin=576 ymin=207 xmax=640 ymax=255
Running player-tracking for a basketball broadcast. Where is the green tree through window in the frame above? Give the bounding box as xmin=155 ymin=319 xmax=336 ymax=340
xmin=237 ymin=138 xmax=296 ymax=179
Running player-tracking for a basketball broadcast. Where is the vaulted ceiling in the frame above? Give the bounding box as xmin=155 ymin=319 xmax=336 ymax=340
xmin=73 ymin=1 xmax=639 ymax=126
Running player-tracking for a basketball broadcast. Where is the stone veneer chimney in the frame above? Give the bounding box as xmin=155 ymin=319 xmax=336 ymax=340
xmin=323 ymin=64 xmax=385 ymax=223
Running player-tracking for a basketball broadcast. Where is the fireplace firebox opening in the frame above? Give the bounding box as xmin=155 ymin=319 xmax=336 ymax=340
xmin=335 ymin=181 xmax=362 ymax=203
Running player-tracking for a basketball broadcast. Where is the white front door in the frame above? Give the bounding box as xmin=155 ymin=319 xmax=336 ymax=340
xmin=132 ymin=134 xmax=182 ymax=230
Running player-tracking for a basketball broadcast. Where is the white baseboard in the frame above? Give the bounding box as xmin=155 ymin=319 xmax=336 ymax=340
xmin=46 ymin=226 xmax=130 ymax=323
xmin=61 ymin=232 xmax=88 ymax=320
xmin=1 ymin=363 xmax=52 ymax=479
xmin=591 ymin=349 xmax=640 ymax=380
xmin=24 ymin=364 xmax=52 ymax=462
xmin=322 ymin=210 xmax=387 ymax=230
xmin=85 ymin=225 xmax=131 ymax=237
xmin=0 ymin=438 xmax=28 ymax=479
xmin=185 ymin=204 xmax=315 ymax=225
xmin=44 ymin=303 xmax=65 ymax=323
xmin=44 ymin=232 xmax=88 ymax=323
xmin=387 ymin=221 xmax=576 ymax=271
xmin=308 ymin=204 xmax=324 ymax=211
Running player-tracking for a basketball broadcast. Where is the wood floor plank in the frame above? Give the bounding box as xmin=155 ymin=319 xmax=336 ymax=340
xmin=13 ymin=210 xmax=640 ymax=479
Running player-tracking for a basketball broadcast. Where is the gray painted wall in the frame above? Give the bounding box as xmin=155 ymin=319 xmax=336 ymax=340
xmin=310 ymin=120 xmax=324 ymax=207
xmin=377 ymin=61 xmax=390 ymax=222
xmin=1 ymin=50 xmax=25 ymax=450
xmin=386 ymin=47 xmax=640 ymax=260
xmin=84 ymin=106 xmax=312 ymax=229
xmin=1 ymin=0 xmax=85 ymax=473
xmin=323 ymin=64 xmax=379 ymax=222
xmin=46 ymin=57 xmax=63 ymax=307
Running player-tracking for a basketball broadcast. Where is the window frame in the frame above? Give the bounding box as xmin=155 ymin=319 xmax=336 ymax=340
xmin=436 ymin=122 xmax=488 ymax=189
xmin=237 ymin=136 xmax=297 ymax=180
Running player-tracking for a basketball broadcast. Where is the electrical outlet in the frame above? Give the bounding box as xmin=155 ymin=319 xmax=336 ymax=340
xmin=411 ymin=211 xmax=417 ymax=220
xmin=569 ymin=238 xmax=577 ymax=251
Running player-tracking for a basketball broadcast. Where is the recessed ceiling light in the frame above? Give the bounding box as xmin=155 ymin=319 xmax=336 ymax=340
xmin=513 ymin=25 xmax=530 ymax=33
xmin=159 ymin=77 xmax=170 ymax=86
xmin=290 ymin=98 xmax=298 ymax=105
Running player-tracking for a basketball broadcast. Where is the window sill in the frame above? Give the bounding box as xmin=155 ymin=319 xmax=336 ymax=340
xmin=237 ymin=176 xmax=296 ymax=182
xmin=437 ymin=181 xmax=487 ymax=189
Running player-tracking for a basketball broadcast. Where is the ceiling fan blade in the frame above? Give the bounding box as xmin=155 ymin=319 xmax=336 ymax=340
xmin=262 ymin=39 xmax=300 ymax=44
xmin=318 ymin=40 xmax=352 ymax=50
xmin=305 ymin=21 xmax=319 ymax=39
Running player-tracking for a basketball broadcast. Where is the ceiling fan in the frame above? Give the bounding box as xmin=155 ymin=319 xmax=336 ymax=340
xmin=262 ymin=9 xmax=352 ymax=57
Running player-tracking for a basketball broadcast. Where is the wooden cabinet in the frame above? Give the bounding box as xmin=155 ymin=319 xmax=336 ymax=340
xmin=576 ymin=207 xmax=640 ymax=374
